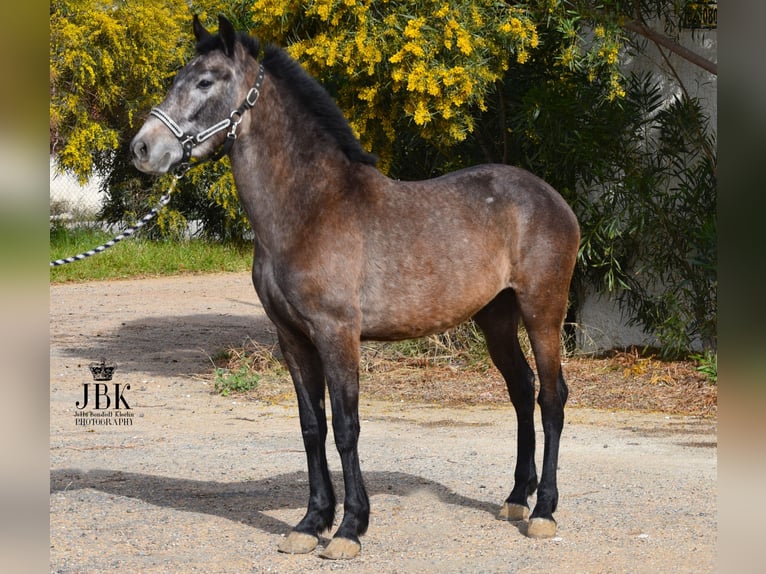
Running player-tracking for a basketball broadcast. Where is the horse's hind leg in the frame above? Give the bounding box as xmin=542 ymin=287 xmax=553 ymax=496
xmin=474 ymin=289 xmax=539 ymax=522
xmin=517 ymin=287 xmax=570 ymax=539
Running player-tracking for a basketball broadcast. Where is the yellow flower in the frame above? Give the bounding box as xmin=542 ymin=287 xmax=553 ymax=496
xmin=413 ymin=100 xmax=430 ymax=125
xmin=608 ymin=74 xmax=626 ymax=100
xmin=460 ymin=74 xmax=475 ymax=94
xmin=560 ymin=44 xmax=577 ymax=68
xmin=316 ymin=4 xmax=331 ymax=21
xmin=606 ymin=46 xmax=619 ymax=65
xmin=449 ymin=122 xmax=467 ymax=141
xmin=358 ymin=86 xmax=377 ymax=101
xmin=456 ymin=29 xmax=472 ymax=55
xmin=426 ymin=75 xmax=441 ymax=96
xmin=407 ymin=62 xmax=427 ymax=92
xmin=470 ymin=5 xmax=483 ymax=27
xmin=529 ymin=29 xmax=539 ymax=48
xmin=404 ymin=17 xmax=426 ymax=39
xmin=403 ymin=41 xmax=425 ymax=57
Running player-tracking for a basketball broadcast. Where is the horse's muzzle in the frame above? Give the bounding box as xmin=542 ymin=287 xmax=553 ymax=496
xmin=130 ymin=128 xmax=179 ymax=176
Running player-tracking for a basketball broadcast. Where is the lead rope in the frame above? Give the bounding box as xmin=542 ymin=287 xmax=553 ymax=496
xmin=50 ymin=178 xmax=178 ymax=267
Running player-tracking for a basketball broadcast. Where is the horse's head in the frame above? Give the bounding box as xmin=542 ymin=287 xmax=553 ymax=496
xmin=131 ymin=15 xmax=261 ymax=175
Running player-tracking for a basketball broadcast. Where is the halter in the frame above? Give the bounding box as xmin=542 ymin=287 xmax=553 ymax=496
xmin=149 ymin=64 xmax=265 ymax=176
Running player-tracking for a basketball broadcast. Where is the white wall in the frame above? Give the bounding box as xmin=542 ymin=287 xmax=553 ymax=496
xmin=576 ymin=22 xmax=716 ymax=353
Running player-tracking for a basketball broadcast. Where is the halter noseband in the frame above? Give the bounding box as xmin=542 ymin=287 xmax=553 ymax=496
xmin=149 ymin=64 xmax=265 ymax=176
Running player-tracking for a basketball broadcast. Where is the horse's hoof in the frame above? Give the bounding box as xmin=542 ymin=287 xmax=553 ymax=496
xmin=498 ymin=502 xmax=530 ymax=521
xmin=277 ymin=531 xmax=318 ymax=554
xmin=319 ymin=537 xmax=361 ymax=560
xmin=526 ymin=517 xmax=557 ymax=538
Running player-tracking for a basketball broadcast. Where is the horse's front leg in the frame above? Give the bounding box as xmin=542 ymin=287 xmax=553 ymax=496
xmin=316 ymin=331 xmax=369 ymax=560
xmin=276 ymin=330 xmax=336 ymax=555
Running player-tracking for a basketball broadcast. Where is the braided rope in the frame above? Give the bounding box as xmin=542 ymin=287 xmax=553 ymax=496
xmin=50 ymin=180 xmax=177 ymax=267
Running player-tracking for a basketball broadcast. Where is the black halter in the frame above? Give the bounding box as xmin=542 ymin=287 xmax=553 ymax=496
xmin=149 ymin=64 xmax=265 ymax=176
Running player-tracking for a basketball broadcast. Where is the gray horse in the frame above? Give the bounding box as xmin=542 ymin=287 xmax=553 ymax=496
xmin=131 ymin=15 xmax=579 ymax=560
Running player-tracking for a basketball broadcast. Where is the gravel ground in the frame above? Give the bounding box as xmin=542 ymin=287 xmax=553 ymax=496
xmin=50 ymin=273 xmax=717 ymax=573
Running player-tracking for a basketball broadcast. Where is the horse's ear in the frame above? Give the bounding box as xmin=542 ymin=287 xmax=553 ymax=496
xmin=218 ymin=15 xmax=237 ymax=58
xmin=192 ymin=15 xmax=212 ymax=43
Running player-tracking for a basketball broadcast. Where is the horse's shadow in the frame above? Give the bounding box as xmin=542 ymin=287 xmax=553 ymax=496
xmin=54 ymin=312 xmax=277 ymax=378
xmin=50 ymin=467 xmax=504 ymax=537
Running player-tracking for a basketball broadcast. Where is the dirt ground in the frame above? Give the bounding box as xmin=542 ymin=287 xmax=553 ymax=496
xmin=50 ymin=273 xmax=717 ymax=573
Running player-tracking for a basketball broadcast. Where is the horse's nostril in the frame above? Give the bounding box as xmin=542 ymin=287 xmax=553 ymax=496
xmin=132 ymin=140 xmax=148 ymax=161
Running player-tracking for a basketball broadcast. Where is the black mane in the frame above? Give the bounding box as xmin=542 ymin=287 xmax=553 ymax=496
xmin=196 ymin=32 xmax=377 ymax=166
xmin=261 ymin=46 xmax=378 ymax=166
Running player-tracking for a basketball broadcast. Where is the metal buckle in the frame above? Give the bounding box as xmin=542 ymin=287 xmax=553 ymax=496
xmin=245 ymin=87 xmax=260 ymax=108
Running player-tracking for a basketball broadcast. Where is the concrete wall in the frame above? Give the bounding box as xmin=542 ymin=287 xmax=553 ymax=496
xmin=576 ymin=20 xmax=717 ymax=353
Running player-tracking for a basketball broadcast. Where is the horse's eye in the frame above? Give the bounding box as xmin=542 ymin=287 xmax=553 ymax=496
xmin=197 ymin=79 xmax=213 ymax=89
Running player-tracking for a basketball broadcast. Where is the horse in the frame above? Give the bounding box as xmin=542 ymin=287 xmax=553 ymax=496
xmin=131 ymin=15 xmax=580 ymax=560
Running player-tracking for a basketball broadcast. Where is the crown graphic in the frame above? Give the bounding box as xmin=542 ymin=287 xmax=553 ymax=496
xmin=89 ymin=358 xmax=116 ymax=381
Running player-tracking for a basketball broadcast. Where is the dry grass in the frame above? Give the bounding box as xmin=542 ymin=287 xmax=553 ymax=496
xmin=563 ymin=349 xmax=717 ymax=417
xmin=212 ymin=336 xmax=717 ymax=418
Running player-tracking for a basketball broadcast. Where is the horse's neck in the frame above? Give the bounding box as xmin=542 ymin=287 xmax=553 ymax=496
xmin=228 ymin=76 xmax=342 ymax=249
